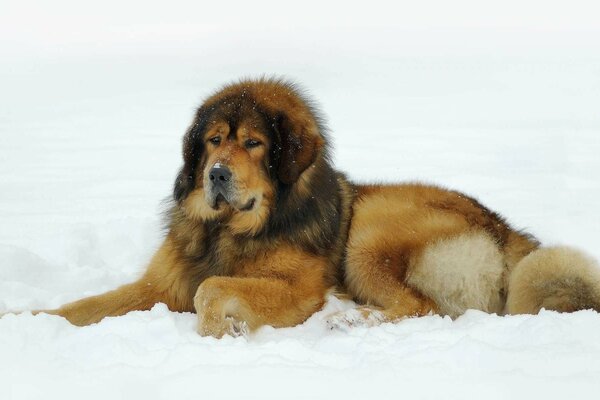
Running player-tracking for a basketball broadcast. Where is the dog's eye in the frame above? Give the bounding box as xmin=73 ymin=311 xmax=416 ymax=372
xmin=208 ymin=136 xmax=221 ymax=145
xmin=245 ymin=139 xmax=262 ymax=149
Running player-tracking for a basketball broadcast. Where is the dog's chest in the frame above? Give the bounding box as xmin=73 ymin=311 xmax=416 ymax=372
xmin=196 ymin=226 xmax=266 ymax=278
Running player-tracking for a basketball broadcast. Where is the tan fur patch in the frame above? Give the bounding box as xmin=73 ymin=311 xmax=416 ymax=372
xmin=406 ymin=231 xmax=505 ymax=317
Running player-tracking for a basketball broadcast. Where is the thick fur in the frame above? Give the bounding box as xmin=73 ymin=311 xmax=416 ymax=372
xmin=506 ymin=247 xmax=600 ymax=314
xmin=10 ymin=78 xmax=600 ymax=337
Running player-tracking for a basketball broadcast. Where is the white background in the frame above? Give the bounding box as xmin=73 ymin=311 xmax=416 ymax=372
xmin=1 ymin=1 xmax=600 ymax=399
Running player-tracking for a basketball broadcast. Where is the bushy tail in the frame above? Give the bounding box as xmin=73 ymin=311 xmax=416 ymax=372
xmin=506 ymin=247 xmax=600 ymax=314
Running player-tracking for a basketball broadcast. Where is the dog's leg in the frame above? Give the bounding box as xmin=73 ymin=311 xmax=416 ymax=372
xmin=327 ymin=283 xmax=437 ymax=330
xmin=192 ymin=246 xmax=330 ymax=338
xmin=194 ymin=275 xmax=327 ymax=338
xmin=329 ymin=227 xmax=442 ymax=329
xmin=34 ymin=235 xmax=195 ymax=326
xmin=38 ymin=280 xmax=162 ymax=326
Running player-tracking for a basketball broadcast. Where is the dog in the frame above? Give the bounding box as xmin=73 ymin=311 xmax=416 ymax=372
xmin=11 ymin=78 xmax=600 ymax=337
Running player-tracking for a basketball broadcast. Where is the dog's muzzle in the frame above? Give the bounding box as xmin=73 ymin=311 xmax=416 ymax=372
xmin=206 ymin=163 xmax=256 ymax=211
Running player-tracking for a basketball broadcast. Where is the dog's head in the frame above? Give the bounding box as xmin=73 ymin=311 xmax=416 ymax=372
xmin=173 ymin=78 xmax=326 ymax=235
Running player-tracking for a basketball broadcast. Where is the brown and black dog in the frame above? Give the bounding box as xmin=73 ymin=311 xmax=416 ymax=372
xmin=18 ymin=78 xmax=600 ymax=337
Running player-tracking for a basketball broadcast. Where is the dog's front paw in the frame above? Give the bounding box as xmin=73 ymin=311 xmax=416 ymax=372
xmin=194 ymin=278 xmax=250 ymax=339
xmin=326 ymin=307 xmax=386 ymax=331
xmin=196 ymin=312 xmax=249 ymax=339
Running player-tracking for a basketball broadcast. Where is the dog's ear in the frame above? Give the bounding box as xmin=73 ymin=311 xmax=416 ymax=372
xmin=173 ymin=126 xmax=204 ymax=203
xmin=275 ymin=112 xmax=324 ymax=185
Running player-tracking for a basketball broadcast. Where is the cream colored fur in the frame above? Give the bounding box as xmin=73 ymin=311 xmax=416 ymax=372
xmin=406 ymin=231 xmax=505 ymax=317
xmin=506 ymin=246 xmax=600 ymax=314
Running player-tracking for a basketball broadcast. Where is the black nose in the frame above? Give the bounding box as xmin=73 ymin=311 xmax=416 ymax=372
xmin=209 ymin=165 xmax=232 ymax=185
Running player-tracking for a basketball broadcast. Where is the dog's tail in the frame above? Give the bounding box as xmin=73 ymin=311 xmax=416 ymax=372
xmin=506 ymin=246 xmax=600 ymax=314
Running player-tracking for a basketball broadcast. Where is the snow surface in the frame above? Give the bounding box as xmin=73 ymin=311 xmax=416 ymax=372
xmin=1 ymin=1 xmax=600 ymax=399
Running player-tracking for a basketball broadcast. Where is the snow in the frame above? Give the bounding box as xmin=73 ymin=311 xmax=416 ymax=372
xmin=1 ymin=1 xmax=600 ymax=399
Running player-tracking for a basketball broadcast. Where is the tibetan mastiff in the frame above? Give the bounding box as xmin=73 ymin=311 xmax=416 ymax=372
xmin=22 ymin=78 xmax=600 ymax=337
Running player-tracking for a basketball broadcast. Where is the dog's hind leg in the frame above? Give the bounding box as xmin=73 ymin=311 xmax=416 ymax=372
xmin=506 ymin=247 xmax=600 ymax=314
xmin=327 ymin=237 xmax=438 ymax=330
xmin=328 ymin=229 xmax=509 ymax=329
xmin=326 ymin=285 xmax=437 ymax=330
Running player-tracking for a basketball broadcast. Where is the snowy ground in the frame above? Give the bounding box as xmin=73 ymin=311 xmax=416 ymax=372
xmin=1 ymin=1 xmax=600 ymax=399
